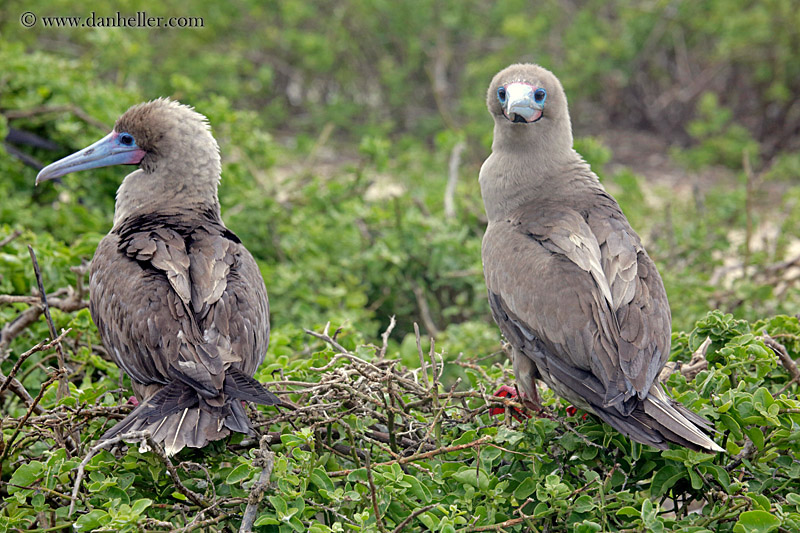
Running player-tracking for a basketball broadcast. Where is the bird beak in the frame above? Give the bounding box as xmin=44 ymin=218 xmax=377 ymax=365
xmin=35 ymin=131 xmax=145 ymax=185
xmin=504 ymin=83 xmax=544 ymax=124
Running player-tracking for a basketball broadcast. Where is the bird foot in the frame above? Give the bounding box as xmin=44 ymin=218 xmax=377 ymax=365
xmin=127 ymin=396 xmax=139 ymax=407
xmin=565 ymin=405 xmax=588 ymax=420
xmin=490 ymin=385 xmax=530 ymax=421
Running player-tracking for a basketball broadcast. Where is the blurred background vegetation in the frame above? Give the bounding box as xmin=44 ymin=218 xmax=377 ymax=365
xmin=1 ymin=1 xmax=799 ymax=531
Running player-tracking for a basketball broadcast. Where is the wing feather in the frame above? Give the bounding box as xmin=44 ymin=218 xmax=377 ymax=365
xmin=90 ymin=211 xmax=271 ymax=401
xmin=483 ymin=198 xmax=670 ymax=410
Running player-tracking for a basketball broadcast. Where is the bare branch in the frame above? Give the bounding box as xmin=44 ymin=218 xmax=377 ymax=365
xmin=365 ymin=451 xmax=388 ymax=533
xmin=4 ymin=105 xmax=111 ymax=131
xmin=379 ymin=315 xmax=396 ymax=359
xmin=0 ymin=230 xmax=22 ymax=248
xmin=762 ymin=334 xmax=799 ymax=383
xmin=28 ymin=246 xmax=69 ymax=401
xmin=444 ymin=140 xmax=466 ymax=219
xmin=239 ymin=436 xmax=276 ymax=533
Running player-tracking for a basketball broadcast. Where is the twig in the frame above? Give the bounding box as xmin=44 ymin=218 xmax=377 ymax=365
xmin=2 ymin=143 xmax=45 ymax=169
xmin=28 ymin=246 xmax=69 ymax=401
xmin=764 ymin=334 xmax=800 ymax=395
xmin=459 ymin=514 xmax=533 ymax=532
xmin=365 ymin=451 xmax=388 ymax=533
xmin=659 ymin=336 xmax=711 ymax=382
xmin=4 ymin=105 xmax=110 ymax=131
xmin=0 ymin=306 xmax=46 ymax=357
xmin=762 ymin=334 xmax=799 ymax=381
xmin=239 ymin=437 xmax=276 ymax=533
xmin=444 ymin=140 xmax=466 ymax=219
xmin=725 ymin=438 xmax=755 ymax=473
xmin=328 ymin=435 xmax=491 ymax=478
xmin=147 ymin=435 xmax=211 ymax=509
xmin=379 ymin=315 xmax=396 ymax=359
xmin=0 ymin=372 xmax=59 ymax=466
xmin=414 ymin=323 xmax=430 ymax=389
xmin=415 ymin=378 xmax=460 ymax=455
xmin=69 ymin=431 xmax=149 ymax=515
xmin=0 ymin=229 xmax=22 ymax=248
xmin=0 ymin=328 xmax=71 ymax=399
xmin=391 ymin=503 xmax=438 ymax=533
xmin=742 ymin=151 xmax=759 ymax=276
xmin=304 ymin=322 xmax=348 ymax=354
xmin=0 ymin=371 xmax=44 ymax=414
xmin=412 ymin=285 xmax=440 ymax=337
xmin=174 ymin=511 xmax=234 ymax=533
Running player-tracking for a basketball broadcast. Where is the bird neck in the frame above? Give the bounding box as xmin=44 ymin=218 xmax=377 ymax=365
xmin=480 ymin=142 xmax=601 ymax=222
xmin=113 ymin=164 xmax=222 ymax=227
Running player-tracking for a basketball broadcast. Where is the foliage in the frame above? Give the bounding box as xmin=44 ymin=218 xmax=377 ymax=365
xmin=1 ymin=0 xmax=799 ymax=531
xmin=1 ymin=283 xmax=800 ymax=531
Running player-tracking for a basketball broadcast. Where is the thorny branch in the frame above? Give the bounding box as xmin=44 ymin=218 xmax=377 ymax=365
xmin=6 ymin=295 xmax=593 ymax=531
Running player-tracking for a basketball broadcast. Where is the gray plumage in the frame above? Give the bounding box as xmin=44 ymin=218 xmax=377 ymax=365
xmin=480 ymin=64 xmax=721 ymax=452
xmin=36 ymin=99 xmax=281 ymax=455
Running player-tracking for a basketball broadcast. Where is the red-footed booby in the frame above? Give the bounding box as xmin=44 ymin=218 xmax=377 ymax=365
xmin=480 ymin=64 xmax=721 ymax=452
xmin=37 ymin=98 xmax=281 ymax=455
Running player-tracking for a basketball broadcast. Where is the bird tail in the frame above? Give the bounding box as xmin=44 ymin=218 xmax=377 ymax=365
xmin=100 ymin=371 xmax=282 ymax=455
xmin=593 ymin=384 xmax=723 ymax=453
xmin=642 ymin=384 xmax=723 ymax=452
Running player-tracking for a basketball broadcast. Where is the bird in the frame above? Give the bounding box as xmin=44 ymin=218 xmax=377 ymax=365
xmin=36 ymin=98 xmax=282 ymax=455
xmin=479 ymin=64 xmax=722 ymax=452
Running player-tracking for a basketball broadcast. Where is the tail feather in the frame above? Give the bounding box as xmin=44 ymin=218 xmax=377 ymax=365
xmin=529 ymin=343 xmax=722 ymax=452
xmin=100 ymin=372 xmax=280 ymax=455
xmin=641 ymin=385 xmax=723 ymax=452
xmin=224 ymin=367 xmax=282 ymax=405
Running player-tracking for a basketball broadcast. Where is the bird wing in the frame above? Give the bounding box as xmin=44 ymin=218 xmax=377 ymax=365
xmin=90 ymin=211 xmax=271 ymax=402
xmin=587 ymin=199 xmax=671 ymax=395
xmin=482 ymin=200 xmax=670 ymax=411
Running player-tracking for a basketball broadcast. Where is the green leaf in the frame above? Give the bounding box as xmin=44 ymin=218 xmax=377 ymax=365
xmin=8 ymin=461 xmax=44 ymax=494
xmin=651 ymin=465 xmax=685 ymax=498
xmin=347 ymin=468 xmax=368 ymax=482
xmin=130 ymin=498 xmax=153 ymax=515
xmin=573 ymin=520 xmax=602 ymax=533
xmin=269 ymin=494 xmax=288 ymax=515
xmin=749 ymin=493 xmax=771 ymax=512
xmin=74 ymin=509 xmax=110 ymax=532
xmin=309 ymin=467 xmax=334 ymax=492
xmin=514 ymin=478 xmax=537 ymax=500
xmin=572 ymin=494 xmax=595 ymax=513
xmin=747 ymin=426 xmax=766 ymax=450
xmin=226 ymin=463 xmax=253 ymax=485
xmin=254 ymin=514 xmax=279 ymax=526
xmin=733 ymin=510 xmax=781 ymax=533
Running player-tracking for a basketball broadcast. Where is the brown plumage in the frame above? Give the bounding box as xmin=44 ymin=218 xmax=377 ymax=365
xmin=480 ymin=64 xmax=721 ymax=452
xmin=37 ymin=99 xmax=281 ymax=455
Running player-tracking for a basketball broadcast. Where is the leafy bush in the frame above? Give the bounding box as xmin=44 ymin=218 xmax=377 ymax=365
xmin=2 ymin=0 xmax=800 ymax=530
xmin=2 ymin=264 xmax=799 ymax=532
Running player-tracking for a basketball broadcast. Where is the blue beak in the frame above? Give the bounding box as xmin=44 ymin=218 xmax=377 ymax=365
xmin=36 ymin=132 xmax=145 ymax=185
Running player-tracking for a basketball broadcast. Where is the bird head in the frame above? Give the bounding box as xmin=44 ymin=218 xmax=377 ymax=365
xmin=36 ymin=98 xmax=220 ymax=185
xmin=486 ymin=63 xmax=572 ymax=149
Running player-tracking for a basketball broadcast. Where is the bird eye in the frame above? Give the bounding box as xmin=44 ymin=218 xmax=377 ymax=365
xmin=534 ymin=88 xmax=547 ymax=103
xmin=119 ymin=133 xmax=135 ymax=146
xmin=497 ymin=87 xmax=507 ymax=105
